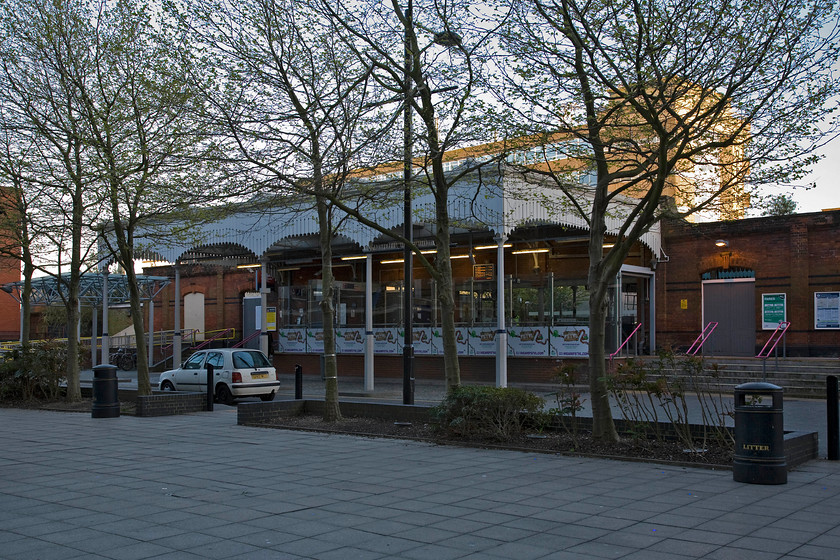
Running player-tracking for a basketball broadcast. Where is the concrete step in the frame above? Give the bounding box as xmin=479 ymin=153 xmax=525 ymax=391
xmin=628 ymin=356 xmax=840 ymax=398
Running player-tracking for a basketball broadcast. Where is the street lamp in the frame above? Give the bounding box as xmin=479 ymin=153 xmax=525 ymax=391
xmin=402 ymin=1 xmax=462 ymax=405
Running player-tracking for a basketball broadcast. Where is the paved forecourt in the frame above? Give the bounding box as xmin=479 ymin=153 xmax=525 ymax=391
xmin=2 ymin=407 xmax=840 ymax=560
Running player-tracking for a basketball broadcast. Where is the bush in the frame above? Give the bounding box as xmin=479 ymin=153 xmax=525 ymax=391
xmin=606 ymin=350 xmax=733 ymax=451
xmin=0 ymin=342 xmax=68 ymax=402
xmin=431 ymin=385 xmax=544 ymax=441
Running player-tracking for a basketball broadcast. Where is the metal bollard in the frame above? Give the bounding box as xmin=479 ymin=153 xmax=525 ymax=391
xmin=295 ymin=364 xmax=303 ymax=400
xmin=828 ymin=376 xmax=839 ymax=460
xmin=206 ymin=363 xmax=214 ymax=411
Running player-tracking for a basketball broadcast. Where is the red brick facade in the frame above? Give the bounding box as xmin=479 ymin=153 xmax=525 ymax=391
xmin=655 ymin=210 xmax=840 ymax=356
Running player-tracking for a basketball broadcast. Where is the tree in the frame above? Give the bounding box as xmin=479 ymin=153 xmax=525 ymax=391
xmin=0 ymin=0 xmax=106 ymax=400
xmin=320 ymin=0 xmax=506 ymax=391
xmin=71 ymin=0 xmax=228 ymax=396
xmin=761 ymin=193 xmax=800 ymax=216
xmin=497 ymin=0 xmax=840 ymax=440
xmin=176 ymin=0 xmax=394 ymax=420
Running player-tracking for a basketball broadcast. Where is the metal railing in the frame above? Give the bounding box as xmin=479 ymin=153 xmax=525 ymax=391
xmin=686 ymin=321 xmax=719 ymax=356
xmin=609 ymin=322 xmax=643 ymax=363
xmin=757 ymin=321 xmax=791 ymax=381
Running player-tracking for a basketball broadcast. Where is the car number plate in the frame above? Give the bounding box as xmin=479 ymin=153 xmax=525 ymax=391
xmin=252 ymin=372 xmax=268 ymax=379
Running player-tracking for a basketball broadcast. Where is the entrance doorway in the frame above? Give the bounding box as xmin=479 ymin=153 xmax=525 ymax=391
xmin=702 ymin=279 xmax=755 ymax=356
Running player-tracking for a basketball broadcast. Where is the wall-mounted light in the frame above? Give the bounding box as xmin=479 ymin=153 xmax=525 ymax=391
xmin=340 ymin=255 xmax=367 ymax=261
xmin=602 ymin=243 xmax=615 ymax=249
xmin=512 ymin=248 xmax=550 ymax=255
xmin=450 ymin=254 xmax=470 ymax=259
xmin=715 ymin=239 xmax=729 ymax=248
xmin=236 ymin=263 xmax=261 ymax=269
xmin=381 ymin=258 xmax=404 ymax=264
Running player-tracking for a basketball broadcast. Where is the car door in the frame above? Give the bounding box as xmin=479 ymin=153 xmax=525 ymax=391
xmin=176 ymin=352 xmax=207 ymax=392
xmin=205 ymin=351 xmax=226 ymax=392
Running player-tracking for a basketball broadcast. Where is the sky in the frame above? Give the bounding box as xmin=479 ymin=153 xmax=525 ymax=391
xmin=786 ymin=134 xmax=840 ymax=213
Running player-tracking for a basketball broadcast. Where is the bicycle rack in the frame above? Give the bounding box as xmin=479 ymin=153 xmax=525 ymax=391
xmin=686 ymin=321 xmax=719 ymax=356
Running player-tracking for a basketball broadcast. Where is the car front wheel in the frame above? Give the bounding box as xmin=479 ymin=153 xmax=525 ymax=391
xmin=160 ymin=380 xmax=175 ymax=391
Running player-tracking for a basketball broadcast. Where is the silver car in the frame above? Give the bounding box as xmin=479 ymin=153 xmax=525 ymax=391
xmin=159 ymin=348 xmax=279 ymax=404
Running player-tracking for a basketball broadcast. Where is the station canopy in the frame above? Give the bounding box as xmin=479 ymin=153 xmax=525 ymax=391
xmin=130 ymin=167 xmax=663 ymax=265
xmin=2 ymin=273 xmax=170 ymax=306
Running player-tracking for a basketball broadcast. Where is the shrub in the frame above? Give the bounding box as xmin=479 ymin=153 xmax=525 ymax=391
xmin=547 ymin=361 xmax=586 ymax=442
xmin=606 ymin=350 xmax=733 ymax=451
xmin=0 ymin=342 xmax=68 ymax=402
xmin=431 ymin=385 xmax=544 ymax=441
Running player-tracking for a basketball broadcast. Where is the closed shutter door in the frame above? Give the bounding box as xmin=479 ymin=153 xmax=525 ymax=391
xmin=703 ymin=280 xmax=755 ymax=356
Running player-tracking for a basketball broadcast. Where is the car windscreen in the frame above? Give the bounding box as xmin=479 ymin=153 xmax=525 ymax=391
xmin=232 ymin=351 xmax=270 ymax=369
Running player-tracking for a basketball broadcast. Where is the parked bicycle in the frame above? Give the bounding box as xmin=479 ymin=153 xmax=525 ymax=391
xmin=109 ymin=347 xmax=137 ymax=371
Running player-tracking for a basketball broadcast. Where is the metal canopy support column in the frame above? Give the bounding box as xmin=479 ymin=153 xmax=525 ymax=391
xmin=496 ymin=234 xmax=508 ymax=388
xmin=91 ymin=307 xmax=98 ymax=367
xmin=148 ymin=291 xmax=155 ymax=367
xmin=260 ymin=258 xmax=269 ymax=356
xmin=173 ymin=265 xmax=182 ymax=367
xmin=364 ymin=253 xmax=374 ymax=392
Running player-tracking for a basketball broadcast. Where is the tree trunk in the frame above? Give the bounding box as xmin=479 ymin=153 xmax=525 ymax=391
xmin=123 ymin=263 xmax=151 ymax=396
xmin=434 ymin=212 xmax=460 ymax=391
xmin=20 ymin=257 xmax=32 ymax=347
xmin=317 ymin=197 xmax=342 ymax=422
xmin=587 ymin=277 xmax=619 ymax=442
xmin=64 ymin=285 xmax=81 ymax=402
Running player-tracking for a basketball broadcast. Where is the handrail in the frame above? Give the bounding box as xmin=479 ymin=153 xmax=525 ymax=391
xmin=686 ymin=321 xmax=719 ymax=356
xmin=610 ymin=322 xmax=643 ymax=362
xmin=756 ymin=321 xmax=791 ymax=359
xmin=189 ymin=328 xmax=236 ymax=352
xmin=160 ymin=329 xmax=199 ymax=352
xmin=233 ymin=330 xmax=261 ymax=348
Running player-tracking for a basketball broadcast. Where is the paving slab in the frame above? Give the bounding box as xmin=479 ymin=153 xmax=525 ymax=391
xmin=1 ymin=406 xmax=839 ymax=559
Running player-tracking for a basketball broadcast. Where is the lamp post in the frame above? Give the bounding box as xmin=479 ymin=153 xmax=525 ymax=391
xmin=401 ymin=2 xmax=462 ymax=405
xmin=403 ymin=0 xmax=415 ymax=405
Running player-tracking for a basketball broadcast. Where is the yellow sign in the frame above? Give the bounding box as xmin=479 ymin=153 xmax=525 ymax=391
xmin=267 ymin=307 xmax=277 ymax=331
xmin=680 ymin=299 xmax=688 ymax=310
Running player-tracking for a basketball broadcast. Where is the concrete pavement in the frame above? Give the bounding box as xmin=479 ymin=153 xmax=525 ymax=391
xmin=2 ymin=405 xmax=840 ymax=559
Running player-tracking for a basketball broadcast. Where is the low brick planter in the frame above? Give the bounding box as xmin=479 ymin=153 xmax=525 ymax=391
xmin=238 ymin=399 xmax=818 ymax=470
xmin=136 ymin=392 xmax=207 ymax=417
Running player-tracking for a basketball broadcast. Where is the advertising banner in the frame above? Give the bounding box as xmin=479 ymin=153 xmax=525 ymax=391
xmin=276 ymin=328 xmax=307 ymax=353
xmin=550 ymin=326 xmax=589 ymax=357
xmin=467 ymin=327 xmax=497 ymax=356
xmin=508 ymin=327 xmax=550 ymax=357
xmin=335 ymin=328 xmax=365 ymax=354
xmin=373 ymin=328 xmax=401 ymax=354
xmin=305 ymin=328 xmax=325 ymax=354
xmin=412 ymin=328 xmax=434 ymax=355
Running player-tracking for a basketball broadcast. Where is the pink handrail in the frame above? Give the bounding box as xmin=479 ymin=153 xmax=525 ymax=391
xmin=190 ymin=328 xmax=236 ymax=352
xmin=756 ymin=321 xmax=791 ymax=359
xmin=610 ymin=322 xmax=643 ymax=362
xmin=687 ymin=322 xmax=719 ymax=355
xmin=233 ymin=330 xmax=261 ymax=348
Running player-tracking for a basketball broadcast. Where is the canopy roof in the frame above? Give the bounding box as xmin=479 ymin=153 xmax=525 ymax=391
xmin=130 ymin=167 xmax=662 ymax=265
xmin=2 ymin=273 xmax=170 ymax=306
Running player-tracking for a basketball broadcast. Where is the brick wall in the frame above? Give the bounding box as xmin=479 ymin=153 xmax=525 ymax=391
xmin=657 ymin=210 xmax=840 ymax=356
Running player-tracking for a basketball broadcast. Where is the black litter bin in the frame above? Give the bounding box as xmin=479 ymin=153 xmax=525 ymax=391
xmin=733 ymin=382 xmax=786 ymax=484
xmin=92 ymin=364 xmax=120 ymax=418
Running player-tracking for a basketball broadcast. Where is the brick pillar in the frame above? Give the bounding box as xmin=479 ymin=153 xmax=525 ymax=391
xmin=790 ymin=222 xmax=809 ymax=353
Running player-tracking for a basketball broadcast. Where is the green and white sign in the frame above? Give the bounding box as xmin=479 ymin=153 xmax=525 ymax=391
xmin=762 ymin=293 xmax=787 ymax=330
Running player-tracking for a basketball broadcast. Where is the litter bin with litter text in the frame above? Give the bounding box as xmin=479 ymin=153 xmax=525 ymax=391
xmin=92 ymin=364 xmax=120 ymax=419
xmin=733 ymin=382 xmax=786 ymax=484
